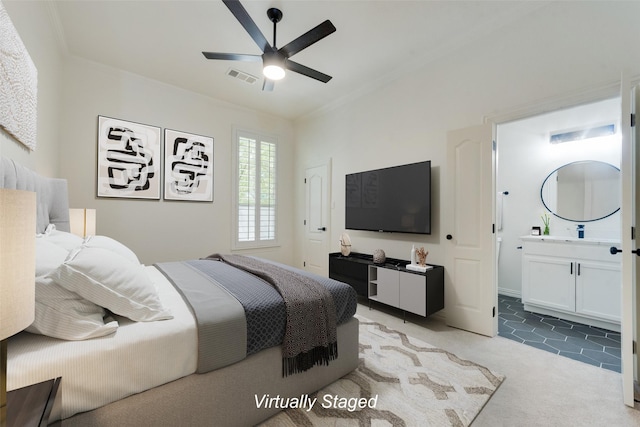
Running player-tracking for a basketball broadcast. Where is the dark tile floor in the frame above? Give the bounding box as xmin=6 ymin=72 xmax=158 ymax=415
xmin=498 ymin=294 xmax=621 ymax=373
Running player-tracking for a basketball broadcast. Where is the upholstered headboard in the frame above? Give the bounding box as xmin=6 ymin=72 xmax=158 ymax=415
xmin=0 ymin=157 xmax=70 ymax=233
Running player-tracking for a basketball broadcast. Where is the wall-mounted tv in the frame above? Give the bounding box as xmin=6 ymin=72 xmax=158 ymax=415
xmin=345 ymin=160 xmax=431 ymax=234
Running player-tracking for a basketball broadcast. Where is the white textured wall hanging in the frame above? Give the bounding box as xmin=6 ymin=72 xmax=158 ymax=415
xmin=0 ymin=3 xmax=38 ymax=150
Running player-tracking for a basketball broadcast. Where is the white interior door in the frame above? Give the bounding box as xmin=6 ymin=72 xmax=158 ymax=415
xmin=304 ymin=163 xmax=330 ymax=276
xmin=445 ymin=124 xmax=497 ymax=337
xmin=619 ymin=81 xmax=639 ymax=406
xmin=634 ymin=85 xmax=640 ymax=405
xmin=634 ymin=85 xmax=640 ymax=404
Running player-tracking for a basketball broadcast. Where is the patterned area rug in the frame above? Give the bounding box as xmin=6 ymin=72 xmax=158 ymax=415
xmin=261 ymin=316 xmax=505 ymax=426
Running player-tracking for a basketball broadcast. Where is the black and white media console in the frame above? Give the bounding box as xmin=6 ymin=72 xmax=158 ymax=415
xmin=329 ymin=252 xmax=444 ymax=319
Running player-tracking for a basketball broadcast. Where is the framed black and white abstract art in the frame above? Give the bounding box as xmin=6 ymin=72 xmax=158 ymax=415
xmin=163 ymin=129 xmax=214 ymax=202
xmin=97 ymin=116 xmax=161 ymax=199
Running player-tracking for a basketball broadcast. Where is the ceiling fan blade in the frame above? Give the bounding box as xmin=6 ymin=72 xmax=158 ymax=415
xmin=285 ymin=60 xmax=332 ymax=83
xmin=262 ymin=79 xmax=275 ymax=92
xmin=223 ymin=0 xmax=271 ymax=53
xmin=202 ymin=52 xmax=262 ymax=62
xmin=279 ymin=20 xmax=336 ymax=58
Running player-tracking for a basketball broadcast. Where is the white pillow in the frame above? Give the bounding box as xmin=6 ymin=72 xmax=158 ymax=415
xmin=83 ymin=235 xmax=140 ymax=264
xmin=46 ymin=229 xmax=84 ymax=251
xmin=50 ymin=246 xmax=172 ymax=322
xmin=35 ymin=238 xmax=69 ymax=277
xmin=26 ymin=276 xmax=119 ymax=340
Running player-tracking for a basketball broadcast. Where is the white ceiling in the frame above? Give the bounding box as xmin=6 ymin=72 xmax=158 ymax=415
xmin=49 ymin=0 xmax=549 ymax=120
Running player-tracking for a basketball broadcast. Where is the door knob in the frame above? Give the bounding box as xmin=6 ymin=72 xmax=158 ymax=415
xmin=446 ymin=234 xmax=453 ymax=240
xmin=317 ymin=227 xmax=326 ymax=231
xmin=610 ymin=246 xmax=640 ymax=256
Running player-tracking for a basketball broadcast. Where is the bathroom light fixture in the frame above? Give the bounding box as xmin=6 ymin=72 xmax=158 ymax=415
xmin=549 ymin=123 xmax=615 ymax=144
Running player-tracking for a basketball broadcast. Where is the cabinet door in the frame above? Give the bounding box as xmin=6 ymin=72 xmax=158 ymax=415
xmin=377 ymin=268 xmax=400 ymax=308
xmin=576 ymin=261 xmax=621 ymax=322
xmin=399 ymin=272 xmax=426 ymax=316
xmin=523 ymin=255 xmax=575 ymax=312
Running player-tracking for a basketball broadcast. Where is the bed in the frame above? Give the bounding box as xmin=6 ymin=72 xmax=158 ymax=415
xmin=1 ymin=157 xmax=359 ymax=426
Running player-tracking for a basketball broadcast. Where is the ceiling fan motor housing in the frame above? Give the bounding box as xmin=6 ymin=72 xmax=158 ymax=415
xmin=267 ymin=8 xmax=283 ymax=24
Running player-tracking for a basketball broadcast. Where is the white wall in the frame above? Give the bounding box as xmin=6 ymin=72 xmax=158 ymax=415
xmin=57 ymin=57 xmax=295 ymax=264
xmin=1 ymin=0 xmax=62 ymax=175
xmin=293 ymin=2 xmax=640 ymax=273
xmin=497 ymin=98 xmax=621 ymax=297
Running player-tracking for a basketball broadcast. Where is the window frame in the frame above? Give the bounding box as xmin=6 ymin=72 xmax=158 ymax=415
xmin=232 ymin=127 xmax=279 ymax=250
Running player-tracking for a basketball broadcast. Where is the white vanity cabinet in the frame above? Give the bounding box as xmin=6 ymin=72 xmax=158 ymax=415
xmin=521 ymin=236 xmax=621 ymax=331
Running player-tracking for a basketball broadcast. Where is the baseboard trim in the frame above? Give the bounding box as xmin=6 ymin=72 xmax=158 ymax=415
xmin=498 ymin=288 xmax=521 ymax=299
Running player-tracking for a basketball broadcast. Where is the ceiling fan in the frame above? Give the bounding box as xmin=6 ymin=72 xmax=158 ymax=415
xmin=202 ymin=0 xmax=336 ymax=91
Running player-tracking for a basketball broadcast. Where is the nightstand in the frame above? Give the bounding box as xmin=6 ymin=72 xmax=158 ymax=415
xmin=6 ymin=377 xmax=61 ymax=427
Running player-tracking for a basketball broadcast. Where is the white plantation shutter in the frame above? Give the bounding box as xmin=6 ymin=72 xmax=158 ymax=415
xmin=234 ymin=129 xmax=277 ymax=248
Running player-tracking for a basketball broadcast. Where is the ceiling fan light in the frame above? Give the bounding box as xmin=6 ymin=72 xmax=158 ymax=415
xmin=263 ymin=64 xmax=285 ymax=80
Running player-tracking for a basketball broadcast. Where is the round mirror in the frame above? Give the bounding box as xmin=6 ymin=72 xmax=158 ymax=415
xmin=540 ymin=160 xmax=620 ymax=222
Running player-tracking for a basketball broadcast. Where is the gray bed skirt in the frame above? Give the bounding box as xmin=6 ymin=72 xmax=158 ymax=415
xmin=59 ymin=317 xmax=359 ymax=427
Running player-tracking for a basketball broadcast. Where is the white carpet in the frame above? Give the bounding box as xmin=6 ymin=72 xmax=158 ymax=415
xmin=261 ymin=315 xmax=505 ymax=426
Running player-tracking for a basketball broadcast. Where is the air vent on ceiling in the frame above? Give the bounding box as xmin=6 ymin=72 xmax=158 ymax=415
xmin=226 ymin=68 xmax=258 ymax=85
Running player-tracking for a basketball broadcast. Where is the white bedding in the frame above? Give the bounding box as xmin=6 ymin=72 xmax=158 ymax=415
xmin=6 ymin=266 xmax=198 ymax=421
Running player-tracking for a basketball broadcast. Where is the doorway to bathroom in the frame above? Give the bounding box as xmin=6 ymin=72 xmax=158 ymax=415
xmin=495 ymin=97 xmax=622 ymax=373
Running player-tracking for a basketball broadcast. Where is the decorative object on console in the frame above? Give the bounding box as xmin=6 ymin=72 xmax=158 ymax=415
xmin=407 ymin=246 xmax=432 ymax=273
xmin=97 ymin=116 xmax=161 ymax=200
xmin=0 ymin=189 xmax=36 ymax=427
xmin=0 ymin=3 xmax=37 ymax=151
xmin=541 ymin=213 xmax=550 ymax=235
xmin=69 ymin=209 xmax=96 ymax=238
xmin=531 ymin=226 xmax=541 ymax=236
xmin=339 ymin=232 xmax=351 ymax=256
xmin=163 ymin=129 xmax=214 ymax=202
xmin=577 ymin=224 xmax=585 ymax=239
xmin=410 ymin=244 xmax=416 ymax=264
xmin=416 ymin=247 xmax=428 ymax=266
xmin=372 ymin=249 xmax=386 ymax=264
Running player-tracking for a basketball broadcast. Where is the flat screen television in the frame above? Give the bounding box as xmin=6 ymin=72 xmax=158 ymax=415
xmin=345 ymin=161 xmax=431 ymax=234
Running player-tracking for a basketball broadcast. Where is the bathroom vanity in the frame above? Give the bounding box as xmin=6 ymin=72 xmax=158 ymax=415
xmin=520 ymin=235 xmax=621 ymax=332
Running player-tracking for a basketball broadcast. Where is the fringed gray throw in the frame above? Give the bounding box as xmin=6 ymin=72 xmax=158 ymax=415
xmin=208 ymin=254 xmax=338 ymax=376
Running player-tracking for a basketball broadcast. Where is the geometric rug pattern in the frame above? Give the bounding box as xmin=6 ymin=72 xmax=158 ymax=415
xmin=261 ymin=316 xmax=505 ymax=426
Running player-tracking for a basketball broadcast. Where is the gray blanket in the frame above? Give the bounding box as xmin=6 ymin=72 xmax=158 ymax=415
xmin=209 ymin=254 xmax=338 ymax=376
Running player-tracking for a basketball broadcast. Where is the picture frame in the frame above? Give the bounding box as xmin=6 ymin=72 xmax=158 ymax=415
xmin=531 ymin=226 xmax=541 ymax=236
xmin=97 ymin=116 xmax=161 ymax=199
xmin=163 ymin=129 xmax=214 ymax=202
